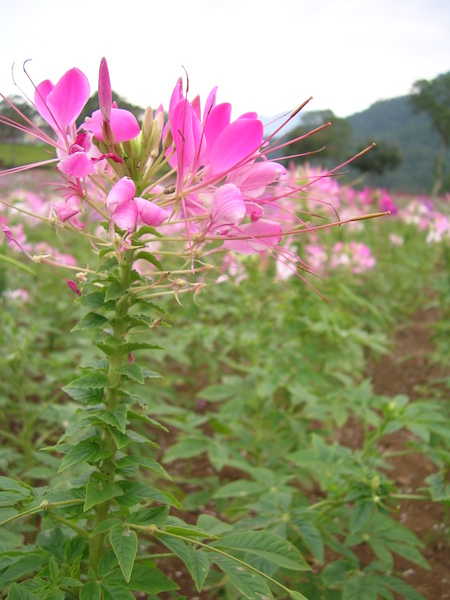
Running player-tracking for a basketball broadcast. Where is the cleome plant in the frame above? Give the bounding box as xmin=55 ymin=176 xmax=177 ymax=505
xmin=0 ymin=57 xmax=448 ymax=599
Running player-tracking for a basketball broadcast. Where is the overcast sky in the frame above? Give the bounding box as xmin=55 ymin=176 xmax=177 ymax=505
xmin=0 ymin=0 xmax=449 ymax=121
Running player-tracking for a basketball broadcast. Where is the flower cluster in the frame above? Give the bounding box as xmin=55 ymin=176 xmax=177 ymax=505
xmin=1 ymin=58 xmax=387 ymax=299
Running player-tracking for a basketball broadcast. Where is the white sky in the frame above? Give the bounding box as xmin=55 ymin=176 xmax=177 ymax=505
xmin=0 ymin=0 xmax=449 ymax=121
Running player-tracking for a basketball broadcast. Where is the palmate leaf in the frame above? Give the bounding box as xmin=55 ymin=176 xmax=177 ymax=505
xmin=110 ymin=525 xmax=138 ymax=583
xmin=156 ymin=535 xmax=210 ymax=592
xmin=103 ymin=564 xmax=179 ymax=594
xmin=211 ymin=531 xmax=310 ymax=571
xmin=211 ymin=554 xmax=273 ymax=599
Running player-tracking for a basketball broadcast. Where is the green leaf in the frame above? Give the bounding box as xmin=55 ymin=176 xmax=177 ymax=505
xmin=197 ymin=514 xmax=233 ymax=536
xmin=0 ymin=554 xmax=47 ymax=587
xmin=164 ymin=437 xmax=211 ymax=463
xmin=104 ymin=564 xmax=179 ymax=593
xmin=379 ymin=574 xmax=426 ymax=600
xmin=72 ymin=311 xmax=109 ymax=332
xmin=115 ymin=481 xmax=182 ymax=509
xmin=62 ymin=386 xmax=104 ymax=405
xmin=7 ymin=583 xmax=40 ymax=600
xmin=58 ymin=440 xmax=111 ymax=472
xmin=134 ymin=251 xmax=163 ymax=270
xmin=321 ymin=560 xmax=353 ymax=587
xmin=213 ymin=480 xmax=268 ymax=499
xmin=157 ymin=535 xmax=209 ymax=592
xmin=290 ymin=515 xmax=324 ymax=563
xmin=211 ymin=554 xmax=273 ymax=599
xmin=94 ymin=405 xmax=128 ymax=433
xmin=350 ymin=500 xmax=375 ymax=533
xmin=119 ymin=342 xmax=164 ymax=354
xmin=105 ymin=280 xmax=125 ymax=301
xmin=128 ymin=505 xmax=170 ymax=527
xmin=90 ymin=518 xmax=122 ymax=538
xmin=78 ymin=289 xmax=115 ymax=310
xmin=110 ymin=525 xmax=138 ymax=583
xmin=343 ymin=573 xmax=379 ymax=600
xmin=37 ymin=528 xmax=65 ymax=561
xmin=211 ymin=531 xmax=310 ymax=571
xmin=80 ymin=581 xmax=102 ymax=600
xmin=132 ymin=225 xmax=163 ymax=239
xmin=66 ymin=372 xmax=109 ymax=389
xmin=84 ymin=473 xmax=124 ymax=511
xmin=385 ymin=540 xmax=430 ymax=570
xmin=425 ymin=472 xmax=450 ymax=502
xmin=287 ymin=592 xmax=309 ymax=600
xmin=0 ymin=477 xmax=32 ymax=493
xmin=127 ymin=411 xmax=168 ymax=432
xmin=197 ymin=383 xmax=236 ymax=402
xmin=100 ymin=583 xmax=135 ymax=600
xmin=115 ymin=456 xmax=171 ymax=480
xmin=116 ymin=363 xmax=145 ymax=384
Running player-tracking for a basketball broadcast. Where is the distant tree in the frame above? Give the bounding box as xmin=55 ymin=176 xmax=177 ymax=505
xmin=285 ymin=110 xmax=352 ymax=167
xmin=353 ymin=140 xmax=402 ymax=176
xmin=410 ymin=72 xmax=450 ymax=196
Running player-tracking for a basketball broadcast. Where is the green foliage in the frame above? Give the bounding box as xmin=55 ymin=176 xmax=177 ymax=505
xmin=0 ymin=179 xmax=448 ymax=599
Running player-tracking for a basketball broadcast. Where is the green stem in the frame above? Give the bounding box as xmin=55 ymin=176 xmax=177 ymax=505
xmin=88 ymin=251 xmax=134 ymax=574
xmin=0 ymin=499 xmax=85 ymax=527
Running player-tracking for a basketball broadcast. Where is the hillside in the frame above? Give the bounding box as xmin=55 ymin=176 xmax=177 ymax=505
xmin=347 ymin=96 xmax=450 ymax=194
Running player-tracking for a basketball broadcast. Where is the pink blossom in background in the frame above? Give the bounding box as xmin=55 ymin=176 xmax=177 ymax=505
xmin=389 ymin=233 xmax=404 ymax=246
xmin=378 ymin=189 xmax=398 ymax=215
xmin=305 ymin=243 xmax=328 ymax=273
xmin=330 ymin=242 xmax=376 ymax=274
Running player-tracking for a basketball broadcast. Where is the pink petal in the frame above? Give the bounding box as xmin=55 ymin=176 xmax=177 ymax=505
xmin=209 ymin=118 xmax=264 ymax=176
xmin=57 ymin=152 xmax=95 ymax=178
xmin=227 ymin=162 xmax=287 ymax=198
xmin=203 ymin=87 xmax=218 ymax=124
xmin=224 ymin=219 xmax=282 ymax=254
xmin=85 ymin=108 xmax=140 ymax=143
xmin=98 ymin=57 xmax=112 ymax=121
xmin=203 ymin=103 xmax=232 ymax=164
xmin=135 ymin=197 xmax=169 ymax=227
xmin=34 ymin=80 xmax=55 ymax=127
xmin=169 ymin=78 xmax=184 ymax=120
xmin=106 ymin=177 xmax=136 ymax=212
xmin=52 ymin=201 xmax=79 ymax=222
xmin=210 ymin=184 xmax=246 ymax=230
xmin=37 ymin=68 xmax=90 ymax=131
xmin=169 ymin=99 xmax=203 ymax=172
xmin=111 ymin=200 xmax=138 ymax=232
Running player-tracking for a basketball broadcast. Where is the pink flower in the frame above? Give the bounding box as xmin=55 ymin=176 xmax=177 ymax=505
xmin=106 ymin=177 xmax=169 ymax=233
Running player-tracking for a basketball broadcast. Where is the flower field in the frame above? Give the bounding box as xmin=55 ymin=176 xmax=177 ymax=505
xmin=0 ymin=60 xmax=449 ymax=599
